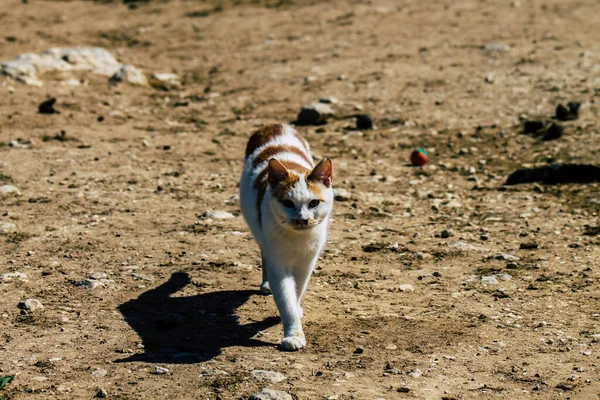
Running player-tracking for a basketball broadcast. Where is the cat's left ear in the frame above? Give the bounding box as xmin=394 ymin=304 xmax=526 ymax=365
xmin=308 ymin=158 xmax=332 ymax=188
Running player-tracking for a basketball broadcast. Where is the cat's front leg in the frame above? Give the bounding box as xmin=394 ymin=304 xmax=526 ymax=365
xmin=269 ymin=272 xmax=306 ymax=351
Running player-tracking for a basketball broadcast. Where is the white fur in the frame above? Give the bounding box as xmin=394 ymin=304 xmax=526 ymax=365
xmin=240 ymin=124 xmax=333 ymax=351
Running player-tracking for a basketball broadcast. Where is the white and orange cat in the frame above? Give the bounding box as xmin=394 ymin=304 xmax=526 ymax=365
xmin=240 ymin=124 xmax=333 ymax=351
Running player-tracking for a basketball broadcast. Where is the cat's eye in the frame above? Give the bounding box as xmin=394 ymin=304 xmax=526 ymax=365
xmin=308 ymin=199 xmax=320 ymax=208
xmin=282 ymin=199 xmax=295 ymax=208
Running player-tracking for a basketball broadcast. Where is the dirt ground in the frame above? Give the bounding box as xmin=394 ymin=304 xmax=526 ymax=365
xmin=1 ymin=0 xmax=600 ymax=399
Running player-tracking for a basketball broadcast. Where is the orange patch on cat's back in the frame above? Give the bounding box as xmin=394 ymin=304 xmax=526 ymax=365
xmin=245 ymin=124 xmax=285 ymax=158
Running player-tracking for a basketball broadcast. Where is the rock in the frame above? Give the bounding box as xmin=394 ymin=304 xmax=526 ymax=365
xmin=440 ymin=229 xmax=452 ymax=239
xmin=296 ymin=103 xmax=334 ymax=126
xmin=200 ymin=210 xmax=235 ymax=220
xmin=0 ymin=272 xmax=28 ymax=282
xmin=450 ymin=241 xmax=489 ymax=253
xmin=319 ymin=97 xmax=339 ymax=104
xmin=153 ymin=366 xmax=169 ymax=375
xmin=353 ymin=346 xmax=365 ymax=354
xmin=520 ymin=242 xmax=539 ymax=250
xmin=248 ymin=388 xmax=293 ymax=400
xmin=17 ymin=298 xmax=44 ymax=311
xmin=480 ymin=233 xmax=489 ymax=241
xmin=88 ymin=272 xmax=108 ymax=280
xmin=38 ymin=98 xmax=58 ymax=114
xmin=398 ymin=284 xmax=414 ymax=292
xmin=481 ymin=276 xmax=498 ymax=285
xmin=523 ymin=120 xmax=545 ymax=134
xmin=76 ymin=279 xmax=105 ymax=289
xmin=131 ymin=273 xmax=155 ymax=282
xmin=333 ymin=188 xmax=351 ymax=201
xmin=0 ymin=222 xmax=17 ymax=233
xmin=407 ymin=369 xmax=422 ymax=378
xmin=91 ymin=368 xmax=107 ymax=378
xmin=16 ymin=76 xmax=43 ymax=86
xmin=95 ymin=388 xmax=108 ymax=398
xmin=485 ymin=72 xmax=495 ymax=83
xmin=109 ymin=65 xmax=148 ymax=86
xmin=482 ymin=42 xmax=510 ymax=55
xmin=555 ymin=102 xmax=580 ymax=121
xmin=250 ymin=370 xmax=286 ymax=383
xmin=0 ymin=185 xmax=20 ymax=197
xmin=149 ymin=72 xmax=180 ymax=89
xmin=1 ymin=47 xmax=123 ymax=86
xmin=355 ymin=114 xmax=373 ymax=130
xmin=496 ymin=253 xmax=519 ymax=261
xmin=542 ymin=123 xmax=563 ymax=141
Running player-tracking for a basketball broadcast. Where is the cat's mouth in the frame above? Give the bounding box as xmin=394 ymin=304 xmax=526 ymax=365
xmin=291 ymin=220 xmax=319 ymax=230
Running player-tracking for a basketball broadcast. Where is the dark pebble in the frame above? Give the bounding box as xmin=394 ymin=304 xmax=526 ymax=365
xmin=520 ymin=242 xmax=539 ymax=250
xmin=523 ymin=120 xmax=544 ymax=134
xmin=354 ymin=346 xmax=364 ymax=354
xmin=355 ymin=114 xmax=373 ymax=130
xmin=555 ymin=101 xmax=580 ymax=121
xmin=542 ymin=123 xmax=563 ymax=141
xmin=39 ymin=98 xmax=58 ymax=114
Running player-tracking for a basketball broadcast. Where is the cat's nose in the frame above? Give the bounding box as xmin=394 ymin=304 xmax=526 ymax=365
xmin=295 ymin=218 xmax=309 ymax=227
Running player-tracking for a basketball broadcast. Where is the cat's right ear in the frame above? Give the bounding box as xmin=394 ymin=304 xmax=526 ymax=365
xmin=267 ymin=159 xmax=289 ymax=187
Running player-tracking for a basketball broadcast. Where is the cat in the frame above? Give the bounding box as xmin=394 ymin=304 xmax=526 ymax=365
xmin=240 ymin=124 xmax=333 ymax=351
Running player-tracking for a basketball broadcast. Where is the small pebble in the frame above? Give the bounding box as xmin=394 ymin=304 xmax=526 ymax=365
xmin=153 ymin=366 xmax=169 ymax=375
xmin=248 ymin=388 xmax=293 ymax=400
xmin=355 ymin=114 xmax=373 ymax=130
xmin=17 ymin=298 xmax=44 ymax=311
xmin=250 ymin=369 xmax=286 ymax=383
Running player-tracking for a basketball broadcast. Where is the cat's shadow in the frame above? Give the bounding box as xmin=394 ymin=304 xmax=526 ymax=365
xmin=116 ymin=272 xmax=278 ymax=364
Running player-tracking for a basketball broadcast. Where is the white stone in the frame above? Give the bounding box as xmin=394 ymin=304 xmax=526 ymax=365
xmin=88 ymin=272 xmax=108 ymax=280
xmin=250 ymin=369 xmax=286 ymax=383
xmin=398 ymin=284 xmax=414 ymax=292
xmin=17 ymin=298 xmax=44 ymax=311
xmin=91 ymin=368 xmax=107 ymax=377
xmin=149 ymin=72 xmax=180 ymax=88
xmin=0 ymin=185 xmax=20 ymax=197
xmin=333 ymin=188 xmax=351 ymax=201
xmin=109 ymin=64 xmax=148 ymax=86
xmin=0 ymin=222 xmax=16 ymax=233
xmin=201 ymin=210 xmax=235 ymax=220
xmin=1 ymin=47 xmax=123 ymax=86
xmin=297 ymin=103 xmax=335 ymax=125
xmin=1 ymin=272 xmax=28 ymax=282
xmin=153 ymin=366 xmax=169 ymax=375
xmin=481 ymin=276 xmax=498 ymax=285
xmin=249 ymin=389 xmax=293 ymax=400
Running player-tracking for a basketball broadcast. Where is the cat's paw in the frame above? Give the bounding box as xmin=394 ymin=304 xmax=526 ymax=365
xmin=259 ymin=281 xmax=271 ymax=295
xmin=280 ymin=336 xmax=306 ymax=351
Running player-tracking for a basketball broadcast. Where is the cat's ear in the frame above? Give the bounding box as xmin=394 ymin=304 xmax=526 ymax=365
xmin=267 ymin=158 xmax=289 ymax=187
xmin=308 ymin=158 xmax=332 ymax=188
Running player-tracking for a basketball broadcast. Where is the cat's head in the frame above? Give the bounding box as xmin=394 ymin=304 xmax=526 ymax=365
xmin=267 ymin=158 xmax=333 ymax=231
